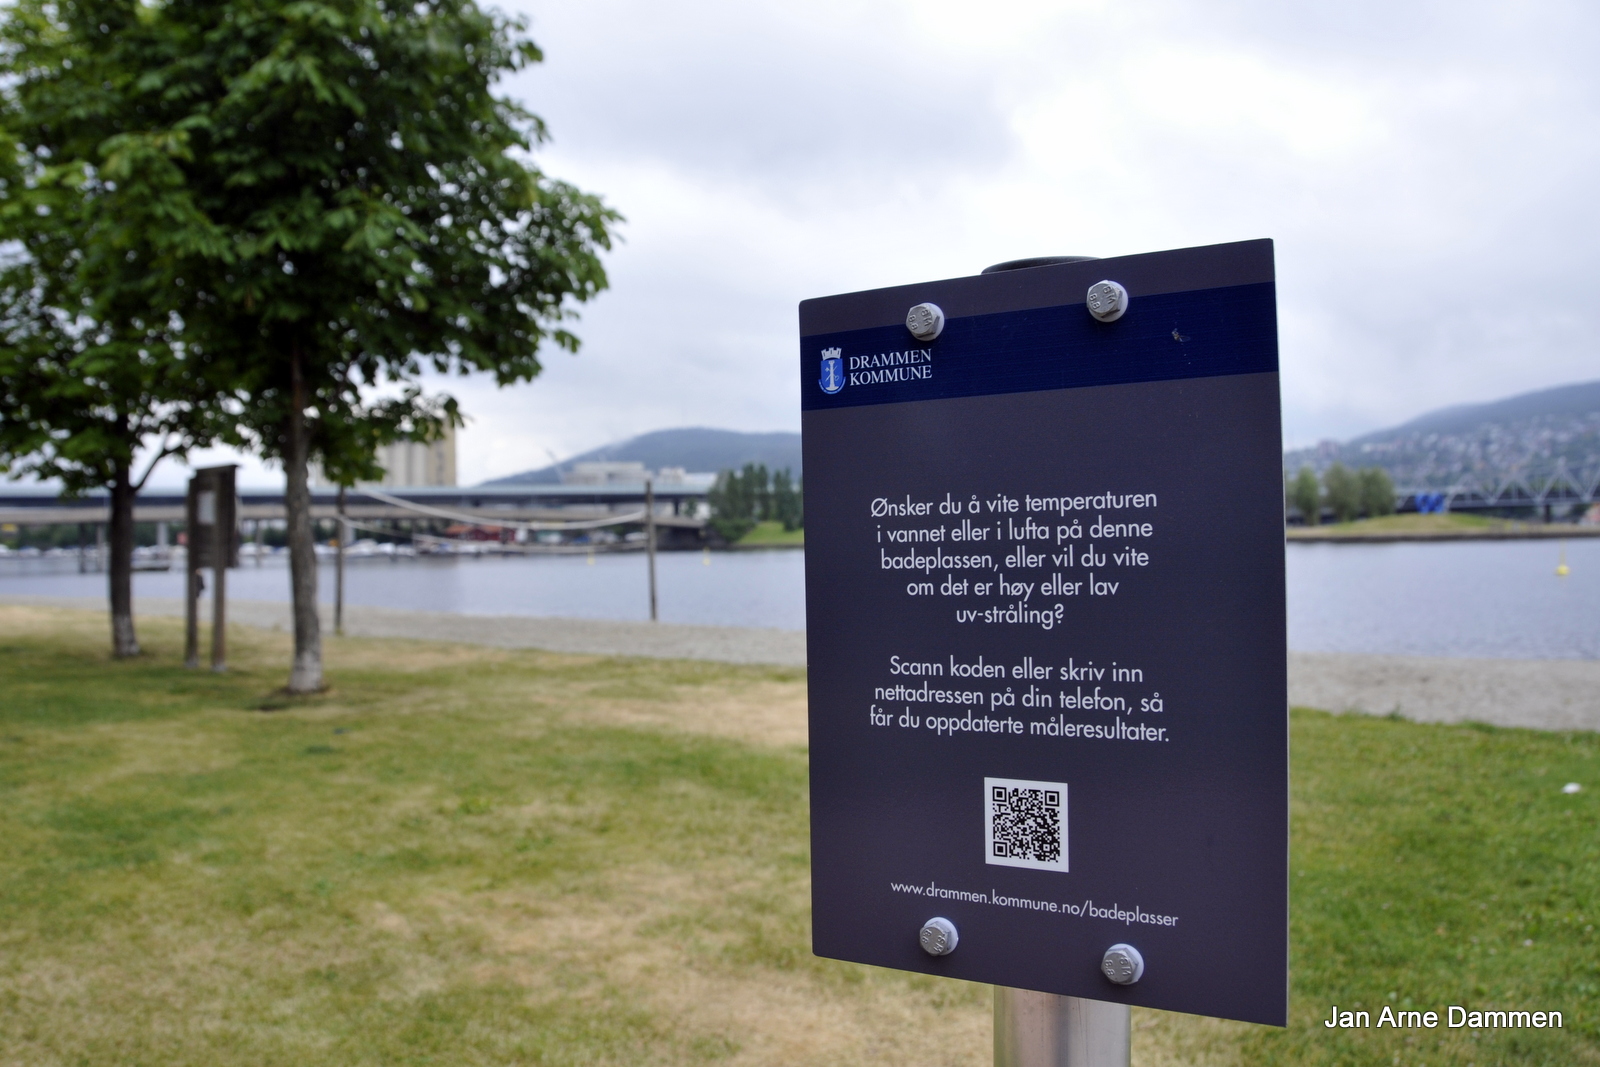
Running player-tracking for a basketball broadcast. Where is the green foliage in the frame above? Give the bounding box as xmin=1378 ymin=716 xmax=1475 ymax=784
xmin=2 ymin=0 xmax=618 ymax=481
xmin=0 ymin=16 xmax=226 ymax=495
xmin=1287 ymin=465 xmax=1398 ymax=527
xmin=0 ymin=25 xmax=248 ymax=653
xmin=0 ymin=268 xmax=204 ymax=496
xmin=1359 ymin=466 xmax=1396 ymax=518
xmin=1323 ymin=462 xmax=1361 ymax=524
xmin=771 ymin=468 xmax=803 ymax=531
xmin=706 ymin=466 xmax=761 ymax=542
xmin=2 ymin=0 xmax=618 ymax=677
xmin=2 ymin=524 xmax=75 ymax=550
xmin=1291 ymin=466 xmax=1322 ymax=525
xmin=706 ymin=464 xmax=803 ymax=541
xmin=0 ymin=522 xmax=176 ymax=549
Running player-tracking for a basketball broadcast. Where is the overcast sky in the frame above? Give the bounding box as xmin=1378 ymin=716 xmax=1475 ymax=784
xmin=166 ymin=0 xmax=1600 ymax=487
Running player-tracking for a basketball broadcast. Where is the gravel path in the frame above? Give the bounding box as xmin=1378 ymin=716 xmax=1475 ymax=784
xmin=1287 ymin=651 xmax=1600 ymax=732
xmin=0 ymin=595 xmax=808 ymax=667
xmin=5 ymin=595 xmax=1596 ymax=730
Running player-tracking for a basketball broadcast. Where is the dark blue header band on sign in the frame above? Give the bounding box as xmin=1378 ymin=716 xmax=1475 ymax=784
xmin=799 ymin=281 xmax=1277 ymax=411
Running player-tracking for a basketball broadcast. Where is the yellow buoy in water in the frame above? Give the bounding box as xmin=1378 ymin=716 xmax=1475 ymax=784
xmin=1557 ymin=541 xmax=1570 ymax=577
xmin=587 ymin=549 xmax=595 ymax=566
xmin=702 ymin=547 xmax=711 ymax=566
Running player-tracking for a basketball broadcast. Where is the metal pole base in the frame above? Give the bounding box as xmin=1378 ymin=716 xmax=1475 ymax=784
xmin=995 ymin=988 xmax=1130 ymax=1067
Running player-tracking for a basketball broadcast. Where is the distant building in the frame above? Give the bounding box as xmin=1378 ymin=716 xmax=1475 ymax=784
xmin=558 ymin=461 xmax=687 ymax=485
xmin=375 ymin=429 xmax=456 ymax=487
xmin=562 ymin=461 xmax=645 ymax=485
xmin=312 ymin=425 xmax=457 ymax=488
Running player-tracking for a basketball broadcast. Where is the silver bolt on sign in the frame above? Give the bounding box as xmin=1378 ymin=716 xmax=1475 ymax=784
xmin=1086 ymin=280 xmax=1129 ymax=322
xmin=905 ymin=302 xmax=946 ymax=341
xmin=1101 ymin=943 xmax=1145 ymax=985
xmin=919 ymin=917 xmax=960 ymax=956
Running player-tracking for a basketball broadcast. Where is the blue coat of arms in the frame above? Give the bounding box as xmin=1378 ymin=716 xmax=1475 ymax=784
xmin=818 ymin=347 xmax=845 ymax=394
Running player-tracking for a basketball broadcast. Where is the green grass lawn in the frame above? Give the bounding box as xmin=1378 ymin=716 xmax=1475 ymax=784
xmin=733 ymin=521 xmax=804 ymax=547
xmin=1288 ymin=513 xmax=1496 ymax=538
xmin=1285 ymin=512 xmax=1587 ymax=539
xmin=0 ymin=606 xmax=1595 ymax=1065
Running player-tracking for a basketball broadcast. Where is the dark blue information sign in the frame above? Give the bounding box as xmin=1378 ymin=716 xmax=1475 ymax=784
xmin=799 ymin=240 xmax=1287 ymax=1026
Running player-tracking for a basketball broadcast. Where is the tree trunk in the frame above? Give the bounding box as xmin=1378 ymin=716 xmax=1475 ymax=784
xmin=108 ymin=465 xmax=140 ymax=657
xmin=284 ymin=348 xmax=323 ymax=692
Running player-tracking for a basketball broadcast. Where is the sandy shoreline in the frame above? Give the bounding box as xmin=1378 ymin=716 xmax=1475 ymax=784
xmin=3 ymin=594 xmax=1596 ymax=732
xmin=0 ymin=594 xmax=808 ymax=667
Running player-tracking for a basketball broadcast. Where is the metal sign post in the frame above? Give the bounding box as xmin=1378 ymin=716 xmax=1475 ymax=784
xmin=646 ymin=477 xmax=658 ymax=622
xmin=184 ymin=465 xmax=239 ymax=672
xmin=799 ymin=241 xmax=1289 ymax=1058
xmin=211 ymin=497 xmax=227 ymax=670
xmin=335 ymin=485 xmax=347 ymax=636
xmin=995 ymin=989 xmax=1128 ymax=1067
xmin=184 ymin=507 xmax=200 ymax=668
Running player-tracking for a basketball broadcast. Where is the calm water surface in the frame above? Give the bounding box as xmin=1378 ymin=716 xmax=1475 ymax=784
xmin=1284 ymin=539 xmax=1599 ymax=659
xmin=1 ymin=549 xmax=810 ymax=630
xmin=3 ymin=539 xmax=1597 ymax=659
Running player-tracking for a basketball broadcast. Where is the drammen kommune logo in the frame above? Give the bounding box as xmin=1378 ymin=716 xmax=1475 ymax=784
xmin=818 ymin=346 xmax=933 ymax=394
xmin=818 ymin=347 xmax=845 ymax=394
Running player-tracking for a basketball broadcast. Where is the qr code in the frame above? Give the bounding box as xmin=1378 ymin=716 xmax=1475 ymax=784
xmin=984 ymin=777 xmax=1069 ymax=872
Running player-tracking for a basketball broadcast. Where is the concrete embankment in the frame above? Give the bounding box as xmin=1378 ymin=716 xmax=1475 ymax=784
xmin=1287 ymin=528 xmax=1600 ymax=543
xmin=1286 ymin=522 xmax=1600 ymax=543
xmin=0 ymin=595 xmax=808 ymax=666
xmin=3 ymin=595 xmax=1595 ymax=731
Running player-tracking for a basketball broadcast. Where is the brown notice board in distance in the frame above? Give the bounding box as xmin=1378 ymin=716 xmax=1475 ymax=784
xmin=186 ymin=465 xmax=240 ymax=569
xmin=185 ymin=464 xmax=240 ymax=671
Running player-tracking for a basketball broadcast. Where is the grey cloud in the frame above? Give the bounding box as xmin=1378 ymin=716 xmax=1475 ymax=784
xmin=431 ymin=0 xmax=1600 ymax=476
xmin=504 ymin=1 xmax=1016 ymax=191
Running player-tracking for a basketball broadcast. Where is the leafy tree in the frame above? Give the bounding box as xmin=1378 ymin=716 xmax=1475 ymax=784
xmin=0 ymin=274 xmax=213 ymax=658
xmin=12 ymin=0 xmax=617 ymax=691
xmin=1289 ymin=466 xmax=1321 ymax=526
xmin=0 ymin=30 xmax=232 ymax=657
xmin=1358 ymin=466 xmax=1395 ymax=519
xmin=1323 ymin=462 xmax=1361 ymax=524
xmin=771 ymin=469 xmax=803 ymax=531
xmin=707 ymin=464 xmax=764 ymax=542
xmin=707 ymin=463 xmax=803 ymax=541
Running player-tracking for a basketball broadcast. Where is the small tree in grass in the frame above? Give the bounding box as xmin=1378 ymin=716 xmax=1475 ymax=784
xmin=1358 ymin=467 xmax=1395 ymax=519
xmin=771 ymin=469 xmax=803 ymax=531
xmin=0 ymin=29 xmax=233 ymax=657
xmin=707 ymin=464 xmax=803 ymax=541
xmin=0 ymin=266 xmax=220 ymax=657
xmin=1289 ymin=466 xmax=1321 ymax=526
xmin=1323 ymin=463 xmax=1361 ymax=524
xmin=11 ymin=0 xmax=618 ymax=691
xmin=707 ymin=464 xmax=764 ymax=542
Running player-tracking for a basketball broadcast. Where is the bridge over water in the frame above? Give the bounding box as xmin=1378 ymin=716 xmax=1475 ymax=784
xmin=0 ymin=483 xmax=710 ymax=537
xmin=11 ymin=468 xmax=1594 ymax=533
xmin=1396 ymin=463 xmax=1600 ymax=519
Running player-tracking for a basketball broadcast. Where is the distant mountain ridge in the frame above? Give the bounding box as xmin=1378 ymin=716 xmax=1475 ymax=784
xmin=484 ymin=428 xmax=802 ymax=486
xmin=1285 ymin=379 xmax=1600 ymax=491
xmin=493 ymin=384 xmax=1600 ymax=494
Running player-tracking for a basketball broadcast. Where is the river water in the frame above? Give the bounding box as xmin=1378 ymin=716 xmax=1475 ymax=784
xmin=2 ymin=539 xmax=1597 ymax=660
